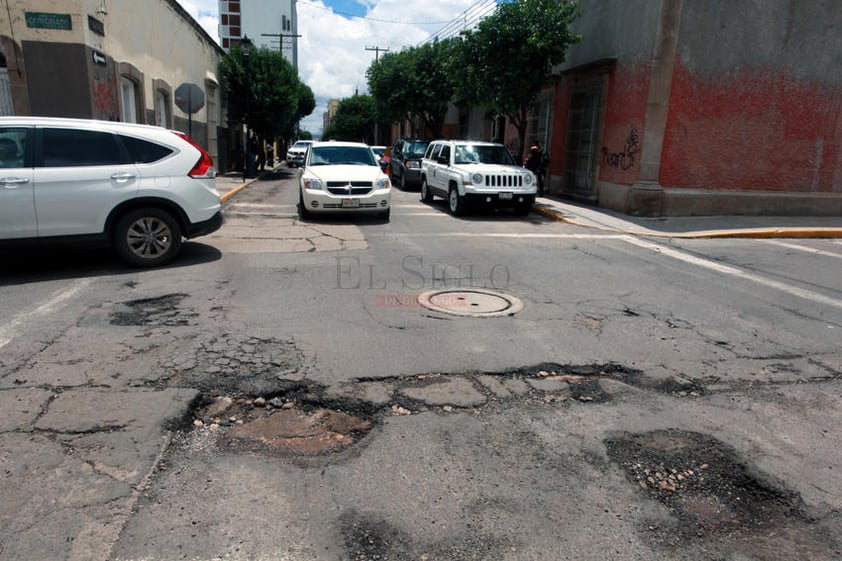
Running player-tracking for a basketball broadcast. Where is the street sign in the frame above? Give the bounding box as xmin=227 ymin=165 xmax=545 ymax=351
xmin=174 ymin=83 xmax=205 ymax=114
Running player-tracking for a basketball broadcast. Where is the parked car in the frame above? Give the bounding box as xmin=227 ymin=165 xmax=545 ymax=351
xmin=0 ymin=116 xmax=222 ymax=267
xmin=390 ymin=138 xmax=429 ymax=190
xmin=286 ymin=140 xmax=313 ymax=168
xmin=420 ymin=140 xmax=536 ymax=216
xmin=298 ymin=141 xmax=391 ymax=221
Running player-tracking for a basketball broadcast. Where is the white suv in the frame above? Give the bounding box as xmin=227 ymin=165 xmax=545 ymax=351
xmin=0 ymin=117 xmax=222 ymax=267
xmin=420 ymin=140 xmax=536 ymax=216
xmin=286 ymin=140 xmax=313 ymax=168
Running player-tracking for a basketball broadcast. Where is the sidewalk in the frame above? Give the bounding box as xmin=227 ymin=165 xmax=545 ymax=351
xmin=215 ymin=168 xmax=842 ymax=239
xmin=531 ymin=196 xmax=842 ymax=239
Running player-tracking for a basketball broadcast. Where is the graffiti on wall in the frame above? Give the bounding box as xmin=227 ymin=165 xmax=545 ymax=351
xmin=602 ymin=125 xmax=640 ymax=170
xmin=92 ymin=80 xmax=117 ymax=118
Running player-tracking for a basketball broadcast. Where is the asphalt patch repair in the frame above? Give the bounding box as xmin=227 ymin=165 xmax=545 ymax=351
xmin=605 ymin=429 xmax=839 ymax=560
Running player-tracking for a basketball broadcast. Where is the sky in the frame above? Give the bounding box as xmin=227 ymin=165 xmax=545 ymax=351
xmin=176 ymin=0 xmax=500 ymax=136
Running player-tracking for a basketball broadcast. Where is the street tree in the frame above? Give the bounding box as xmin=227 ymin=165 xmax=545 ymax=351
xmin=219 ymin=45 xmax=313 ymax=149
xmin=367 ymin=39 xmax=457 ymax=138
xmin=323 ymin=94 xmax=377 ymax=143
xmin=455 ymin=0 xmax=581 ymax=160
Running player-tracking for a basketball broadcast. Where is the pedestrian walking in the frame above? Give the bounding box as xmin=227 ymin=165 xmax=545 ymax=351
xmin=525 ymin=139 xmax=545 ymax=194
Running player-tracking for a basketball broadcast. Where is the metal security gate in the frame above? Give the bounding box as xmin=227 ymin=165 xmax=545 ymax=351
xmin=563 ymin=80 xmax=603 ymax=196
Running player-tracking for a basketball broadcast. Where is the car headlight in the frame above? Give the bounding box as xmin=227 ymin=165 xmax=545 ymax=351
xmin=303 ymin=177 xmax=323 ymax=190
xmin=405 ymin=160 xmax=419 ymax=169
xmin=471 ymin=173 xmax=484 ymax=185
xmin=523 ymin=173 xmax=534 ymax=185
xmin=376 ymin=177 xmax=391 ymax=189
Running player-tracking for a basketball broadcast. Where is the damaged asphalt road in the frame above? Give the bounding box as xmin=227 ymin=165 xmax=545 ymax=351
xmin=2 ymin=179 xmax=841 ymax=560
xmin=2 ymin=284 xmax=841 ymax=561
xmin=109 ymin=359 xmax=840 ymax=561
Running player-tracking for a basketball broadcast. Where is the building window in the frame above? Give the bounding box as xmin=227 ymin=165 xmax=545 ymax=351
xmin=120 ymin=77 xmax=139 ymax=123
xmin=154 ymin=90 xmax=168 ymax=128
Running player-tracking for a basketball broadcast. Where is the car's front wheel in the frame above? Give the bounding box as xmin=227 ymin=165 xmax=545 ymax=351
xmin=113 ymin=207 xmax=182 ymax=267
xmin=420 ymin=177 xmax=433 ymax=203
xmin=448 ymin=186 xmax=466 ymax=216
xmin=298 ymin=192 xmax=311 ymax=221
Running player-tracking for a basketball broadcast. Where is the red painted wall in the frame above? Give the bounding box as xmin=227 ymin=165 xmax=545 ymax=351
xmin=661 ymin=56 xmax=842 ymax=192
xmin=548 ymin=80 xmax=570 ymax=180
xmin=599 ymin=62 xmax=651 ymax=185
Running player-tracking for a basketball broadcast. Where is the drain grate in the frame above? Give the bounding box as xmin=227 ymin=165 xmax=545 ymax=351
xmin=417 ymin=289 xmax=523 ymax=317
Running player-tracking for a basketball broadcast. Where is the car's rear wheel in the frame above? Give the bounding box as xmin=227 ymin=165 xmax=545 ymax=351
xmin=448 ymin=185 xmax=466 ymax=216
xmin=113 ymin=207 xmax=182 ymax=267
xmin=420 ymin=177 xmax=433 ymax=203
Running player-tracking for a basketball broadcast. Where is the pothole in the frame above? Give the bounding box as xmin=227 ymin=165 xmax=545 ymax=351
xmin=604 ymin=429 xmax=835 ymax=557
xmin=183 ymin=381 xmax=377 ymax=458
xmin=417 ymin=289 xmax=523 ymax=317
xmin=219 ymin=406 xmax=372 ymax=457
xmin=110 ymin=293 xmax=195 ymax=326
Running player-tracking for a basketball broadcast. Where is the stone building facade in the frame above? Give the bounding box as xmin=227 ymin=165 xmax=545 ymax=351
xmin=0 ymin=0 xmax=230 ymax=168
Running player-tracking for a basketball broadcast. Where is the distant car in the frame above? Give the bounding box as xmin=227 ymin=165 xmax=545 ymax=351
xmin=298 ymin=141 xmax=391 ymax=221
xmin=390 ymin=138 xmax=429 ymax=190
xmin=286 ymin=140 xmax=313 ymax=168
xmin=420 ymin=140 xmax=536 ymax=216
xmin=0 ymin=116 xmax=222 ymax=267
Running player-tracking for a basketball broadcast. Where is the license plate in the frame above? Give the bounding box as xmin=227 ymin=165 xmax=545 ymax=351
xmin=498 ymin=192 xmax=513 ymax=200
xmin=341 ymin=198 xmax=360 ymax=208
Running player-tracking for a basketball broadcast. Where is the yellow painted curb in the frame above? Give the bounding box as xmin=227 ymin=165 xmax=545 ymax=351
xmin=532 ymin=205 xmax=842 ymax=239
xmin=219 ymin=182 xmax=248 ymax=203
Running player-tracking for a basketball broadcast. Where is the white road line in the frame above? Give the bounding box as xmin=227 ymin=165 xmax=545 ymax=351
xmin=621 ymin=236 xmax=842 ymax=310
xmin=764 ymin=240 xmax=842 ymax=260
xmin=0 ymin=279 xmax=92 ymax=349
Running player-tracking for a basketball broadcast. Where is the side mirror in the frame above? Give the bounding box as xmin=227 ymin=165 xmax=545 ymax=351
xmin=436 ymin=155 xmax=449 ymax=165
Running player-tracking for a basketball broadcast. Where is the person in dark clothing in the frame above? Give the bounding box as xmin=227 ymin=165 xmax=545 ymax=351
xmin=266 ymin=144 xmax=274 ymax=167
xmin=525 ymin=139 xmax=545 ymax=194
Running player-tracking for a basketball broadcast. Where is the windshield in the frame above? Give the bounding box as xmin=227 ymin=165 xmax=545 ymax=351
xmin=309 ymin=146 xmax=377 ymax=166
xmin=404 ymin=141 xmax=429 ymax=158
xmin=454 ymin=144 xmax=516 ymax=165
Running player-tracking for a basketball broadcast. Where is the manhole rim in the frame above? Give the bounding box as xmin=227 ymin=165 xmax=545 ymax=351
xmin=417 ymin=288 xmax=524 ymax=318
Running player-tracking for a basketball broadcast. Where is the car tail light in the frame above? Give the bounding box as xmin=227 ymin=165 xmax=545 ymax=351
xmin=173 ymin=131 xmax=215 ymax=178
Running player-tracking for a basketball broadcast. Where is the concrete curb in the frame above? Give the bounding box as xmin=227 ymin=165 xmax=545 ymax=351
xmin=532 ymin=204 xmax=842 ymax=240
xmin=219 ymin=181 xmax=248 ymax=203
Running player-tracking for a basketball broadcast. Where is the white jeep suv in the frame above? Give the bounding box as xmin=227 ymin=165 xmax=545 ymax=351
xmin=0 ymin=117 xmax=222 ymax=267
xmin=420 ymin=140 xmax=536 ymax=216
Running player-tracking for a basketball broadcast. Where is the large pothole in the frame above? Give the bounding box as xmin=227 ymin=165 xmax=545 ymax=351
xmin=605 ymin=430 xmax=837 ymax=559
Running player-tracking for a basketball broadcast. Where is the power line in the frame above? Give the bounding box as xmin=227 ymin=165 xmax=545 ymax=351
xmin=419 ymin=0 xmax=498 ymax=45
xmin=296 ymin=1 xmax=455 ymax=26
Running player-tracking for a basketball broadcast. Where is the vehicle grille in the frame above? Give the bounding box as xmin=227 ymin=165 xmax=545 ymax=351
xmin=484 ymin=174 xmax=524 ymax=188
xmin=322 ymin=202 xmax=379 ymax=209
xmin=327 ymin=181 xmax=373 ymax=195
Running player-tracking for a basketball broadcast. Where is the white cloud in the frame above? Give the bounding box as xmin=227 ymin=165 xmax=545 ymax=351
xmin=175 ymin=0 xmax=497 ymax=135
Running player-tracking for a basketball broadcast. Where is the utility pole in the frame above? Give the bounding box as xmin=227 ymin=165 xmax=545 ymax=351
xmin=366 ymin=46 xmax=390 ymax=145
xmin=365 ymin=45 xmax=390 ymax=62
xmin=261 ymin=33 xmax=302 ymax=58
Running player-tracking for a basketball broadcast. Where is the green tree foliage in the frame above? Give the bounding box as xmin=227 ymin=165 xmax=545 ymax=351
xmin=219 ymin=45 xmax=315 ymax=145
xmin=323 ymin=95 xmax=377 ymax=143
xmin=455 ymin=0 xmax=581 ymax=159
xmin=366 ymin=39 xmax=457 ymax=138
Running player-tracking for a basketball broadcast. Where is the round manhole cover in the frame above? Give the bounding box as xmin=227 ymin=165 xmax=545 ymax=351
xmin=417 ymin=289 xmax=524 ymax=317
